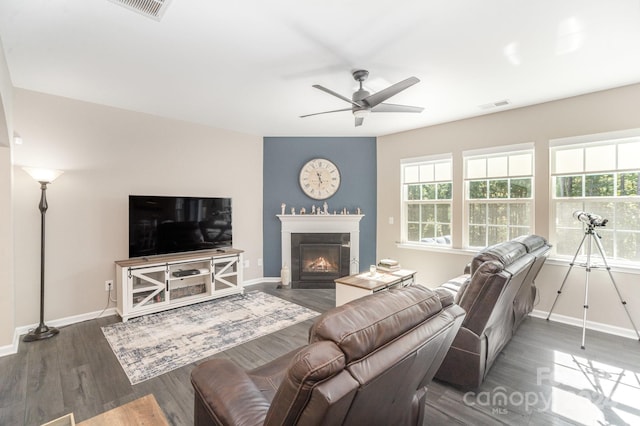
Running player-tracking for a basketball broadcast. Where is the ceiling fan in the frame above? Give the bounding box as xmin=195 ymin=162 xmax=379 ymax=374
xmin=300 ymin=69 xmax=424 ymax=127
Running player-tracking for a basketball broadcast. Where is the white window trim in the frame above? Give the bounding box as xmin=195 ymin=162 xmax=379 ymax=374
xmin=545 ymin=256 xmax=640 ymax=275
xmin=549 ymin=128 xmax=640 ymax=148
xmin=396 ymin=241 xmax=477 ymax=256
xmin=401 ymin=152 xmax=452 ymax=165
xmin=549 ymin=129 xmax=640 ymax=266
xmin=401 ymin=154 xmax=453 ymax=246
xmin=463 ymin=144 xmax=535 ymax=248
xmin=463 ymin=141 xmax=534 ymax=158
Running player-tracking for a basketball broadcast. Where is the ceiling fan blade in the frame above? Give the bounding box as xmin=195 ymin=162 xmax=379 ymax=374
xmin=300 ymin=108 xmax=352 ymax=118
xmin=362 ymin=76 xmax=420 ymax=108
xmin=355 ymin=117 xmax=364 ymax=127
xmin=313 ymin=85 xmax=362 ymax=107
xmin=371 ymin=103 xmax=424 ymax=113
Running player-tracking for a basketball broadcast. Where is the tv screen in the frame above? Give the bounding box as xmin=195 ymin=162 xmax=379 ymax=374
xmin=129 ymin=195 xmax=232 ymax=258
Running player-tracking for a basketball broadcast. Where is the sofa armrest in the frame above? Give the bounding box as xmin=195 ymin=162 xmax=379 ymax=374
xmin=191 ymin=359 xmax=270 ymax=426
xmin=434 ymin=288 xmax=455 ymax=307
xmin=438 ymin=274 xmax=471 ymax=304
xmin=248 ymin=347 xmax=303 ymax=402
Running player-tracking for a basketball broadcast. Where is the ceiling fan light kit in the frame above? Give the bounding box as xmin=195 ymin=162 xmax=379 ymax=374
xmin=353 ymin=109 xmax=370 ymax=119
xmin=301 ymin=69 xmax=424 ymax=127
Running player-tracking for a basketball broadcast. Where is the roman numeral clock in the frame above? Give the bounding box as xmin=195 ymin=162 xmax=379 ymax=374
xmin=299 ymin=158 xmax=341 ymax=200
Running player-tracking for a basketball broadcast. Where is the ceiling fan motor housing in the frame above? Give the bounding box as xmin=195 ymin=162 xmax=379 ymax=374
xmin=352 ymin=69 xmax=369 ymax=82
xmin=352 ymin=69 xmax=371 ymax=114
xmin=353 ymin=88 xmax=371 ymax=114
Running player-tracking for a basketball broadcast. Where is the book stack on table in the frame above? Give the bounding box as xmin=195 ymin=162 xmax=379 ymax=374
xmin=377 ymin=258 xmax=400 ymax=272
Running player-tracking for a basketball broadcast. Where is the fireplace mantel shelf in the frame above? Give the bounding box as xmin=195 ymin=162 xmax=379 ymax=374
xmin=277 ymin=214 xmax=364 ymax=233
xmin=278 ymin=214 xmax=363 ymax=275
xmin=277 ymin=214 xmax=364 ymax=221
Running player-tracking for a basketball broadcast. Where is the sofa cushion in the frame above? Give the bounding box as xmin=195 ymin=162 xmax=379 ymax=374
xmin=309 ymin=285 xmax=444 ymax=364
xmin=513 ymin=234 xmax=547 ymax=253
xmin=470 ymin=240 xmax=528 ymax=274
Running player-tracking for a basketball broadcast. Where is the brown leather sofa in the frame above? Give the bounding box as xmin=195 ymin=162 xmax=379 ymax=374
xmin=191 ymin=285 xmax=465 ymax=426
xmin=435 ymin=234 xmax=551 ymax=390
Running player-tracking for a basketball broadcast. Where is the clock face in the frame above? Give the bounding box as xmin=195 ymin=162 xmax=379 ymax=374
xmin=299 ymin=158 xmax=341 ymax=200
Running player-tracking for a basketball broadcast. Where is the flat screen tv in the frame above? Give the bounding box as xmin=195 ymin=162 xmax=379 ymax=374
xmin=129 ymin=195 xmax=232 ymax=258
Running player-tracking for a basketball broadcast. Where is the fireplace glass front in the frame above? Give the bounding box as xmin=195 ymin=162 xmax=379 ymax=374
xmin=291 ymin=233 xmax=350 ymax=288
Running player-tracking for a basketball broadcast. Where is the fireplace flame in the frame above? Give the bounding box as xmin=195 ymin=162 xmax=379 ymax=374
xmin=304 ymin=256 xmax=338 ymax=273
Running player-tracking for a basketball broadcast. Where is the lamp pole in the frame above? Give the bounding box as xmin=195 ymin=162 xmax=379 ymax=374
xmin=23 ymin=167 xmax=63 ymax=342
xmin=24 ymin=181 xmax=59 ymax=341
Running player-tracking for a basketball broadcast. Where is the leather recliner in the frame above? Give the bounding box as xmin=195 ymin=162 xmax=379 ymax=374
xmin=191 ymin=285 xmax=465 ymax=426
xmin=435 ymin=234 xmax=551 ymax=390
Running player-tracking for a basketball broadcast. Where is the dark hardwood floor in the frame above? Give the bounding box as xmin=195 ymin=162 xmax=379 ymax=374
xmin=1 ymin=284 xmax=638 ymax=425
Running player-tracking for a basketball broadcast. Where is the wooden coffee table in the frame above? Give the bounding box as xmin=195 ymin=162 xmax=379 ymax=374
xmin=77 ymin=394 xmax=169 ymax=426
xmin=334 ymin=269 xmax=416 ymax=306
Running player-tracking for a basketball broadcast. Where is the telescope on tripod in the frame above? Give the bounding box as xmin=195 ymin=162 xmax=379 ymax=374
xmin=546 ymin=210 xmax=640 ymax=349
xmin=572 ymin=210 xmax=608 ymax=227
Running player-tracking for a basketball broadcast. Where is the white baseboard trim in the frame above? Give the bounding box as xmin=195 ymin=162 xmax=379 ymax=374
xmin=1 ymin=277 xmax=289 ymax=357
xmin=0 ymin=306 xmax=119 ymax=358
xmin=1 ymin=279 xmax=285 ymax=356
xmin=0 ymin=335 xmax=20 ymax=357
xmin=243 ymin=277 xmax=281 ymax=286
xmin=531 ymin=309 xmax=640 ymax=340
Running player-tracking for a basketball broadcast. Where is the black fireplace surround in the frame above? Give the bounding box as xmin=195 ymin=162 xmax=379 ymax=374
xmin=291 ymin=233 xmax=350 ymax=288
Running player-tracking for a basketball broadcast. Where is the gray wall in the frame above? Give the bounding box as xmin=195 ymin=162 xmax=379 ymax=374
xmin=263 ymin=137 xmax=376 ymax=277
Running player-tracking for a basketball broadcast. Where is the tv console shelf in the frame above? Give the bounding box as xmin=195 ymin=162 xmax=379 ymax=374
xmin=115 ymin=248 xmax=243 ymax=322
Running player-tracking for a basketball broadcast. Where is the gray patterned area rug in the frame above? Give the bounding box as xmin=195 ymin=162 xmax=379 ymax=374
xmin=101 ymin=291 xmax=319 ymax=384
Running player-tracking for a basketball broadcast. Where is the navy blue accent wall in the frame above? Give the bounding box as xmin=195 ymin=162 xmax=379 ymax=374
xmin=263 ymin=137 xmax=377 ymax=277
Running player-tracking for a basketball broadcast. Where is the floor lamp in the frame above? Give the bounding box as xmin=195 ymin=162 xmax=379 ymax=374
xmin=23 ymin=167 xmax=64 ymax=342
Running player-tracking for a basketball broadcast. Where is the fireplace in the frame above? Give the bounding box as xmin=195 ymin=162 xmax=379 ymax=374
xmin=291 ymin=233 xmax=350 ymax=288
xmin=278 ymin=214 xmax=363 ymax=288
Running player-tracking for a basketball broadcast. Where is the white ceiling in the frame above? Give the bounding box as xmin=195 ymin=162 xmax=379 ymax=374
xmin=1 ymin=0 xmax=640 ymax=137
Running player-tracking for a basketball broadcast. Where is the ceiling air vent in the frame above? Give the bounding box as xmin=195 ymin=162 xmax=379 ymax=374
xmin=479 ymin=99 xmax=511 ymax=110
xmin=108 ymin=0 xmax=173 ymax=21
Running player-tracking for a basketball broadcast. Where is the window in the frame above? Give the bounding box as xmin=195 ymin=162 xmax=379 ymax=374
xmin=401 ymin=155 xmax=452 ymax=245
xmin=551 ymin=132 xmax=640 ymax=264
xmin=464 ymin=145 xmax=534 ymax=248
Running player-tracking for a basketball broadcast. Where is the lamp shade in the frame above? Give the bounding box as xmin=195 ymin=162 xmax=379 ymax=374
xmin=23 ymin=167 xmax=64 ymax=183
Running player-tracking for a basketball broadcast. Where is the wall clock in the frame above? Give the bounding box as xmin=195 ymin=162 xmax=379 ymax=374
xmin=299 ymin=158 xmax=341 ymax=200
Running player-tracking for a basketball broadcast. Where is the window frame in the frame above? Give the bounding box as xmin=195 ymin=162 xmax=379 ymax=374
xmin=550 ymin=130 xmax=640 ymax=266
xmin=400 ymin=154 xmax=453 ymax=247
xmin=463 ymin=144 xmax=535 ymax=249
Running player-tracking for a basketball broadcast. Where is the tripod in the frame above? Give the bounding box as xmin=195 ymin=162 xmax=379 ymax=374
xmin=546 ymin=224 xmax=640 ymax=349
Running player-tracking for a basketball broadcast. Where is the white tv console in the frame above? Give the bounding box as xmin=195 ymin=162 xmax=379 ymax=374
xmin=115 ymin=248 xmax=243 ymax=322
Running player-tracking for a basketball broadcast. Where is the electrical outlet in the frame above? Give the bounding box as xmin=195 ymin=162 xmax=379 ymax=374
xmin=257 ymin=258 xmax=263 ymax=267
xmin=105 ymin=280 xmax=113 ymax=292
xmin=244 ymin=260 xmax=250 ymax=268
